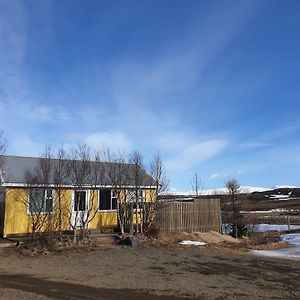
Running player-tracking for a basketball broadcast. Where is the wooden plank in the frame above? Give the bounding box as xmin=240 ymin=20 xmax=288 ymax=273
xmin=155 ymin=199 xmax=221 ymax=233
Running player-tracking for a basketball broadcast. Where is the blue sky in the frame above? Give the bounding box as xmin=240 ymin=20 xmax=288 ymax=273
xmin=1 ymin=0 xmax=300 ymax=191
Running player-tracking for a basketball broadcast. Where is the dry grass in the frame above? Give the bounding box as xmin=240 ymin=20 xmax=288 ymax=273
xmin=145 ymin=230 xmax=293 ymax=254
xmin=239 ymin=231 xmax=291 ymax=250
xmin=144 ymin=231 xmax=241 ymax=247
xmin=15 ymin=236 xmax=98 ymax=256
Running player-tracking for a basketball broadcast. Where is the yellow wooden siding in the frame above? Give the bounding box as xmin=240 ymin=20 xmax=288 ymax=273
xmin=3 ymin=187 xmax=156 ymax=236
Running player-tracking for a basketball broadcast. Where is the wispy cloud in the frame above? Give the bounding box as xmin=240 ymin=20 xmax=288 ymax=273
xmin=209 ymin=170 xmax=243 ymax=180
xmin=8 ymin=132 xmax=44 ymax=156
xmin=109 ymin=1 xmax=263 ymax=111
xmin=3 ymin=0 xmax=291 ymax=191
xmin=0 ymin=1 xmax=71 ymax=145
xmin=166 ymin=139 xmax=228 ymax=172
xmin=78 ymin=131 xmax=132 ymax=153
xmin=66 ymin=131 xmax=132 ymax=152
xmin=237 ymin=142 xmax=273 ymax=150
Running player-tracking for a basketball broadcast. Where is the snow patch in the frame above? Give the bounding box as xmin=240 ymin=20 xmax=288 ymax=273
xmin=251 ymin=233 xmax=300 ymax=260
xmin=165 ymin=186 xmax=269 ymax=196
xmin=255 ymin=224 xmax=300 ymax=232
xmin=179 ymin=240 xmax=207 ymax=246
xmin=269 ymin=194 xmax=291 ymax=200
xmin=274 ymin=185 xmax=298 ymax=189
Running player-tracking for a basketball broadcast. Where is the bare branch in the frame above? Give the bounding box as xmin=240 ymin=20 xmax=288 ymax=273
xmin=149 ymin=151 xmax=169 ymax=195
xmin=191 ymin=172 xmax=203 ymax=197
xmin=0 ymin=130 xmax=7 ymax=156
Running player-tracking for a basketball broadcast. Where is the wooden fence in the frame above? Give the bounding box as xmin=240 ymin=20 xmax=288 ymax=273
xmin=155 ymin=199 xmax=221 ymax=233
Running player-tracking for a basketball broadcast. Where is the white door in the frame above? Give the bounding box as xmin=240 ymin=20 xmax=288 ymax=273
xmin=71 ymin=190 xmax=89 ymax=228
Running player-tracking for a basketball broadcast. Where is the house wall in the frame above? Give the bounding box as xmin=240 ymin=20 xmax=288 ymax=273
xmin=3 ymin=187 xmax=156 ymax=237
xmin=0 ymin=187 xmax=6 ymax=237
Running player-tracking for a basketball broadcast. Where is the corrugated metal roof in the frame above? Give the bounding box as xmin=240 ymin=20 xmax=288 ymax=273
xmin=0 ymin=155 xmax=155 ymax=187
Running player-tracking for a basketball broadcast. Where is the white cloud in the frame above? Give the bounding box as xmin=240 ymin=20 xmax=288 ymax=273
xmin=8 ymin=132 xmax=44 ymax=156
xmin=166 ymin=139 xmax=228 ymax=172
xmin=209 ymin=172 xmax=224 ymax=179
xmin=208 ymin=169 xmax=244 ymax=180
xmin=237 ymin=142 xmax=273 ymax=150
xmin=68 ymin=131 xmax=132 ymax=153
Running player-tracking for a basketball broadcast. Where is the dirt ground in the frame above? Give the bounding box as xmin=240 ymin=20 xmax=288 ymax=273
xmin=0 ymin=244 xmax=299 ymax=300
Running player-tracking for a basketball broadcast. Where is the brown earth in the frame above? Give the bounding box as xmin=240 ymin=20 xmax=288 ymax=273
xmin=0 ymin=242 xmax=299 ymax=299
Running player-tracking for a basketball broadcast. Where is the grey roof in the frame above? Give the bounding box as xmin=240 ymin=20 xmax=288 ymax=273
xmin=0 ymin=155 xmax=155 ymax=187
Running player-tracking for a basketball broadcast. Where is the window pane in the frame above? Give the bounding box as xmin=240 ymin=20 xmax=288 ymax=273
xmin=74 ymin=191 xmax=86 ymax=211
xmin=46 ymin=189 xmax=53 ymax=198
xmin=29 ymin=188 xmax=45 ymax=213
xmin=138 ymin=189 xmax=144 ymax=202
xmin=45 ymin=189 xmax=53 ymax=213
xmin=99 ymin=189 xmax=111 ymax=210
xmin=126 ymin=190 xmax=135 ymax=203
xmin=112 ymin=195 xmax=117 ymax=210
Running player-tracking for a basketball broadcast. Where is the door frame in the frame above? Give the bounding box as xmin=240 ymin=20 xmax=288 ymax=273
xmin=71 ymin=190 xmax=90 ymax=228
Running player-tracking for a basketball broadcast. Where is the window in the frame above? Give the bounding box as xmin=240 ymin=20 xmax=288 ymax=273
xmin=74 ymin=191 xmax=87 ymax=211
xmin=28 ymin=188 xmax=54 ymax=214
xmin=126 ymin=189 xmax=145 ymax=209
xmin=99 ymin=189 xmax=118 ymax=211
xmin=137 ymin=189 xmax=145 ymax=203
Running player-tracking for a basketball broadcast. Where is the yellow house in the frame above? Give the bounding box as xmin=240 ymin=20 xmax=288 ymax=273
xmin=0 ymin=155 xmax=156 ymax=237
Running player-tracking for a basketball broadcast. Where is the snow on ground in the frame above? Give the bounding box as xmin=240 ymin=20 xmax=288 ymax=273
xmin=179 ymin=240 xmax=207 ymax=246
xmin=255 ymin=224 xmax=300 ymax=232
xmin=222 ymin=223 xmax=300 ymax=235
xmin=252 ymin=233 xmax=300 ymax=260
xmin=166 ymin=186 xmax=269 ymax=196
xmin=242 ymin=209 xmax=288 ymax=214
xmin=274 ymin=185 xmax=298 ymax=189
xmin=268 ymin=194 xmax=291 ymax=200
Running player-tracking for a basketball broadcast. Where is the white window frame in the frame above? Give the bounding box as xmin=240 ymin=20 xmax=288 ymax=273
xmin=27 ymin=188 xmax=54 ymax=215
xmin=98 ymin=189 xmax=118 ymax=212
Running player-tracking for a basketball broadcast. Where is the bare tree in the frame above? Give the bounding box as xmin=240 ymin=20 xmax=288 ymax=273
xmin=129 ymin=150 xmax=144 ymax=234
xmin=22 ymin=150 xmax=54 ymax=239
xmin=150 ymin=151 xmax=169 ymax=195
xmin=0 ymin=130 xmax=7 ymax=171
xmin=103 ymin=149 xmax=130 ymax=235
xmin=68 ymin=144 xmax=104 ymax=240
xmin=226 ymin=179 xmax=240 ymax=196
xmin=0 ymin=130 xmax=6 ymax=155
xmin=52 ymin=147 xmax=71 ymax=240
xmin=146 ymin=151 xmax=169 ymax=232
xmin=191 ymin=172 xmax=203 ymax=197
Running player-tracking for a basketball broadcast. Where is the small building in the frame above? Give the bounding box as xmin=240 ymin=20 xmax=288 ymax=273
xmin=0 ymin=155 xmax=156 ymax=237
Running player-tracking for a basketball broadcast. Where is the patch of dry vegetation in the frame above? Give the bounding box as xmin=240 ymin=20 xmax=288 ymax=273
xmin=12 ymin=230 xmax=291 ymax=258
xmin=143 ymin=231 xmax=241 ymax=247
xmin=142 ymin=230 xmax=291 ymax=255
xmin=15 ymin=236 xmax=98 ymax=256
xmin=240 ymin=231 xmax=291 ymax=250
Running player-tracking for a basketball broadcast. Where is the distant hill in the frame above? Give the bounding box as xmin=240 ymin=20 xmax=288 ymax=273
xmin=160 ymin=187 xmax=300 ymax=202
xmin=250 ymin=188 xmax=300 ymax=201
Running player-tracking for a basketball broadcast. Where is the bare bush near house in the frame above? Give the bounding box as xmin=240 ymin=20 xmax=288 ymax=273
xmin=150 ymin=151 xmax=169 ymax=195
xmin=15 ymin=142 xmax=167 ymax=240
xmin=52 ymin=147 xmax=71 ymax=240
xmin=103 ymin=149 xmax=168 ymax=236
xmin=103 ymin=149 xmax=130 ymax=235
xmin=147 ymin=151 xmax=169 ymax=233
xmin=68 ymin=144 xmax=104 ymax=240
xmin=22 ymin=158 xmax=53 ymax=239
xmin=129 ymin=150 xmax=144 ymax=234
